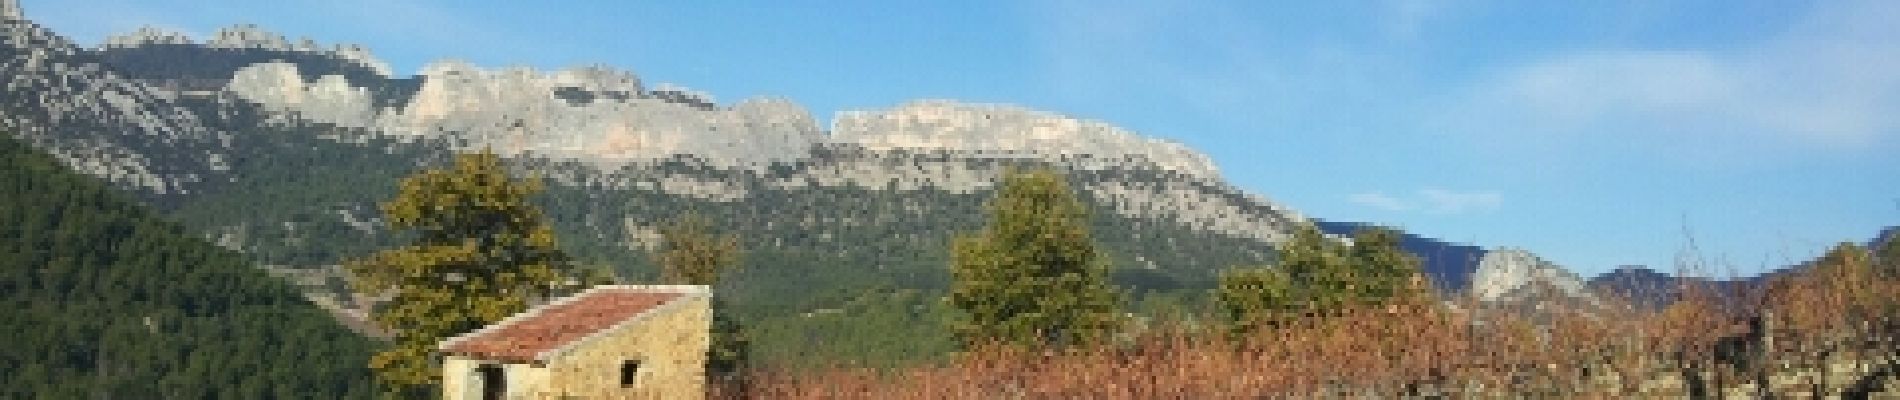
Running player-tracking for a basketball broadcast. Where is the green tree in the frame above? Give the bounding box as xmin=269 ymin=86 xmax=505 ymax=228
xmin=1277 ymin=224 xmax=1357 ymax=314
xmin=652 ymin=212 xmax=750 ymax=379
xmin=1344 ymin=226 xmax=1426 ymax=303
xmin=1219 ymin=224 xmax=1423 ymax=335
xmin=0 ymin=134 xmax=375 ymax=398
xmin=345 ymin=149 xmax=575 ymax=397
xmin=658 ymin=212 xmax=741 ymax=285
xmin=949 ymin=168 xmax=1124 ymax=348
xmin=1216 ymin=267 xmax=1296 ymax=334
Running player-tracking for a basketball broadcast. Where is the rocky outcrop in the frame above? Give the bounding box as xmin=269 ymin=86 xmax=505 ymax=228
xmin=2 ymin=0 xmax=23 ymax=21
xmin=832 ymin=100 xmax=1221 ymax=180
xmin=384 ymin=60 xmax=820 ymax=167
xmin=808 ymin=99 xmax=1290 ymax=240
xmin=216 ymin=56 xmax=1306 ymax=242
xmin=1471 ymin=248 xmax=1594 ymax=303
xmin=223 ymin=59 xmax=822 ymax=168
xmin=227 ymin=62 xmax=376 ymax=125
xmin=102 ymin=23 xmax=393 ymax=77
xmin=208 ymin=24 xmax=391 ymax=77
xmin=226 ymin=57 xmax=1223 ymax=179
xmin=100 ymin=26 xmax=193 ymax=47
xmin=1085 ymin=179 xmax=1303 ymax=243
xmin=0 ymin=16 xmax=234 ymax=195
xmin=220 ymin=60 xmax=1288 ymax=227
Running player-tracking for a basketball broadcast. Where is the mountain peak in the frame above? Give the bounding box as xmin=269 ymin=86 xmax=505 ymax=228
xmin=100 ymin=24 xmax=394 ymax=77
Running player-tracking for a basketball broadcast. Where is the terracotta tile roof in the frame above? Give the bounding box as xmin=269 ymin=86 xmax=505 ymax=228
xmin=439 ymin=286 xmax=697 ymax=363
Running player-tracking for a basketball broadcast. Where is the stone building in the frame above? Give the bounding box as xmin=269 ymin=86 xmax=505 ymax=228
xmin=438 ymin=285 xmax=711 ymax=399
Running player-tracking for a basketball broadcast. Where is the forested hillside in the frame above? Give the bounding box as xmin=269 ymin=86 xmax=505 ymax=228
xmin=0 ymin=134 xmax=377 ymax=398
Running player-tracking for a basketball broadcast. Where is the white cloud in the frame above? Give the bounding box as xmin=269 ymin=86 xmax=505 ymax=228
xmin=1349 ymin=191 xmax=1414 ymax=211
xmin=1434 ymin=0 xmax=1900 ymax=149
xmin=1419 ymin=188 xmax=1502 ymax=214
xmin=1350 ymin=189 xmax=1501 ymax=214
xmin=1477 ymin=52 xmax=1738 ymax=127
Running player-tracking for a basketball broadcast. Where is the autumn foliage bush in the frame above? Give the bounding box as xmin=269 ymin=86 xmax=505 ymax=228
xmin=714 ymin=238 xmax=1900 ymax=398
xmin=722 ymin=240 xmax=1900 ymax=399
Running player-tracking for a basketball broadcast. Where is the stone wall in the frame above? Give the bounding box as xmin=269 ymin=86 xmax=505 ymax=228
xmin=439 ymin=290 xmax=712 ymax=400
xmin=541 ymin=293 xmax=712 ymax=399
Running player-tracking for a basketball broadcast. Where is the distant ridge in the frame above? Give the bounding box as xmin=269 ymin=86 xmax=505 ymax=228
xmin=1312 ymin=219 xmax=1486 ymax=295
xmin=1586 ymin=226 xmax=1900 ymax=311
xmin=1586 ymin=265 xmax=1683 ymax=310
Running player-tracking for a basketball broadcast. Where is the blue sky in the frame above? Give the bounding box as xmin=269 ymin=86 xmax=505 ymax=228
xmin=27 ymin=0 xmax=1900 ymax=278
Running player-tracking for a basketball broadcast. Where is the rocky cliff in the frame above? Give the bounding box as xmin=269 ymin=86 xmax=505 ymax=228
xmin=1 ymin=0 xmax=19 ymax=21
xmin=197 ymin=33 xmax=1305 ymax=243
xmin=0 ymin=5 xmax=1482 ymax=304
xmin=0 ymin=14 xmax=237 ymax=195
xmin=1471 ymin=247 xmax=1597 ymax=306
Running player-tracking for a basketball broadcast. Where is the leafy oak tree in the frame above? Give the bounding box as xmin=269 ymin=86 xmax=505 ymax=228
xmin=653 ymin=212 xmax=750 ymax=379
xmin=1219 ymin=224 xmax=1423 ymax=335
xmin=658 ymin=212 xmax=741 ymax=285
xmin=345 ymin=149 xmax=576 ymax=397
xmin=950 ymin=168 xmax=1124 ymax=348
xmin=1345 ymin=226 xmax=1427 ymax=303
xmin=1216 ymin=266 xmax=1297 ymax=334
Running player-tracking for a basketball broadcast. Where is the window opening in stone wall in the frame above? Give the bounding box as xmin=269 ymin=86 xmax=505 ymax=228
xmin=477 ymin=364 xmax=505 ymax=400
xmin=620 ymin=359 xmax=642 ymax=388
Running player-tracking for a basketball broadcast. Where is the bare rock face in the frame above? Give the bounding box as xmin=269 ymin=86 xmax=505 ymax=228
xmin=831 ymin=100 xmax=1221 ymax=180
xmin=393 ymin=61 xmax=822 ymax=167
xmin=225 ymin=59 xmax=828 ymax=171
xmin=647 ymin=83 xmax=714 ymax=108
xmin=227 ymin=62 xmax=376 ymax=125
xmin=1472 ymin=248 xmax=1593 ymax=302
xmin=0 ymin=16 xmax=232 ymax=195
xmin=52 ymin=15 xmax=1300 ymax=244
xmin=324 ymin=44 xmax=387 ymax=76
xmin=101 ymin=26 xmax=194 ymax=48
xmin=818 ymin=101 xmax=1304 ymax=242
xmin=1 ymin=0 xmax=23 ymax=21
xmin=219 ymin=58 xmax=1305 ymax=242
xmin=206 ymin=24 xmax=294 ymax=50
xmin=213 ymin=25 xmax=393 ymax=77
xmin=1086 ymin=179 xmax=1303 ymax=244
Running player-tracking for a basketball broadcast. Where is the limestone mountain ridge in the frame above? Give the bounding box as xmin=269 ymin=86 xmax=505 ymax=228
xmin=0 ymin=4 xmax=1513 ymax=333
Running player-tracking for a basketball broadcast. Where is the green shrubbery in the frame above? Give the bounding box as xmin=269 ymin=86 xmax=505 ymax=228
xmin=1218 ymin=223 xmax=1427 ymax=336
